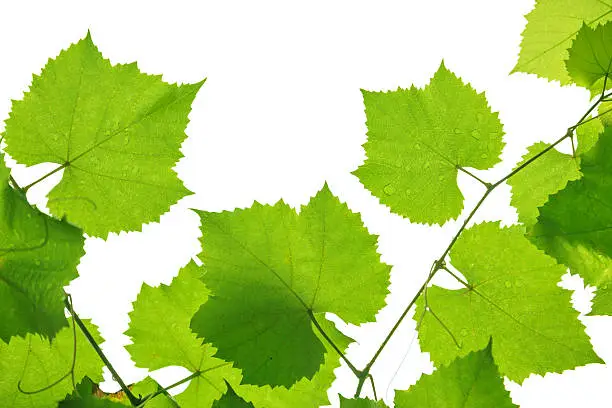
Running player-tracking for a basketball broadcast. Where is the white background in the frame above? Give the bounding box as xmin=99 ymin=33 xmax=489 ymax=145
xmin=1 ymin=0 xmax=612 ymax=406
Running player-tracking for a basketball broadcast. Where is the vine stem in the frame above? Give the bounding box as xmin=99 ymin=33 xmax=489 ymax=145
xmin=64 ymin=297 xmax=143 ymax=406
xmin=353 ymin=87 xmax=608 ymax=398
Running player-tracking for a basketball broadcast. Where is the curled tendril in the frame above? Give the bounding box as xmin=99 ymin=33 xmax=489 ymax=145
xmin=0 ymin=213 xmax=49 ymax=257
xmin=17 ymin=294 xmax=79 ymax=396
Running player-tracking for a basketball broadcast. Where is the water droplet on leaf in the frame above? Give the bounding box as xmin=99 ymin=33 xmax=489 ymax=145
xmin=383 ymin=184 xmax=396 ymax=195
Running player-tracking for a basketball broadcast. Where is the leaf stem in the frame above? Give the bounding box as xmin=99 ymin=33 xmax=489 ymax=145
xmin=64 ymin=297 xmax=143 ymax=406
xmin=307 ymin=310 xmax=360 ymax=376
xmin=23 ymin=162 xmax=69 ymax=192
xmin=455 ymin=165 xmax=491 ymax=188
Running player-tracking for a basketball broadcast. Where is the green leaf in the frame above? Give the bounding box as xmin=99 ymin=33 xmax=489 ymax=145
xmin=238 ymin=316 xmax=353 ymax=408
xmin=416 ymin=222 xmax=600 ymax=382
xmin=212 ymin=383 xmax=254 ymax=408
xmin=566 ymin=22 xmax=612 ymax=92
xmin=0 ymin=154 xmax=84 ymax=342
xmin=58 ymin=377 xmax=126 ymax=407
xmin=339 ymin=396 xmax=388 ymax=408
xmin=508 ymin=143 xmax=581 ymax=228
xmin=533 ymin=127 xmax=612 ymax=315
xmin=2 ymin=32 xmax=203 ymax=237
xmin=191 ymin=184 xmax=389 ymax=387
xmin=354 ymin=62 xmax=504 ymax=224
xmin=394 ymin=343 xmax=516 ymax=408
xmin=126 ymin=261 xmax=241 ymax=408
xmin=514 ymin=0 xmax=612 ymax=84
xmin=0 ymin=319 xmax=104 ymax=408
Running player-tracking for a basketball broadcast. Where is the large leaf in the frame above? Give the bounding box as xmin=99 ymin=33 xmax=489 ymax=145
xmin=416 ymin=222 xmax=600 ymax=382
xmin=354 ymin=62 xmax=504 ymax=224
xmin=514 ymin=0 xmax=612 ymax=84
xmin=0 ymin=319 xmax=104 ymax=408
xmin=566 ymin=22 xmax=612 ymax=92
xmin=533 ymin=127 xmax=612 ymax=315
xmin=394 ymin=343 xmax=516 ymax=408
xmin=3 ymin=32 xmax=203 ymax=237
xmin=0 ymin=154 xmax=84 ymax=342
xmin=191 ymin=184 xmax=389 ymax=387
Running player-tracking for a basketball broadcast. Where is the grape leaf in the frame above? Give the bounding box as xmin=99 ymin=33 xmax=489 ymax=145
xmin=566 ymin=22 xmax=612 ymax=92
xmin=127 ymin=260 xmax=353 ymax=407
xmin=0 ymin=153 xmax=84 ymax=342
xmin=354 ymin=62 xmax=504 ymax=224
xmin=126 ymin=261 xmax=241 ymax=408
xmin=508 ymin=142 xmax=581 ymax=228
xmin=190 ymin=184 xmax=389 ymax=387
xmin=2 ymin=32 xmax=203 ymax=238
xmin=514 ymin=0 xmax=612 ymax=84
xmin=394 ymin=342 xmax=516 ymax=408
xmin=532 ymin=127 xmax=612 ymax=315
xmin=416 ymin=222 xmax=601 ymax=382
xmin=238 ymin=315 xmax=353 ymax=408
xmin=0 ymin=319 xmax=104 ymax=408
xmin=213 ymin=383 xmax=255 ymax=408
xmin=58 ymin=377 xmax=127 ymax=407
xmin=339 ymin=396 xmax=388 ymax=408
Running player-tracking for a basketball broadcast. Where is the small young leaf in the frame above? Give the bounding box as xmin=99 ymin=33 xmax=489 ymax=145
xmin=339 ymin=395 xmax=388 ymax=407
xmin=514 ymin=0 xmax=612 ymax=84
xmin=0 ymin=154 xmax=84 ymax=342
xmin=2 ymin=32 xmax=203 ymax=237
xmin=354 ymin=62 xmax=504 ymax=224
xmin=394 ymin=343 xmax=516 ymax=408
xmin=533 ymin=127 xmax=612 ymax=315
xmin=416 ymin=222 xmax=601 ymax=382
xmin=566 ymin=22 xmax=612 ymax=92
xmin=58 ymin=377 xmax=126 ymax=407
xmin=191 ymin=184 xmax=389 ymax=387
xmin=508 ymin=142 xmax=581 ymax=228
xmin=212 ymin=382 xmax=254 ymax=408
xmin=0 ymin=319 xmax=104 ymax=408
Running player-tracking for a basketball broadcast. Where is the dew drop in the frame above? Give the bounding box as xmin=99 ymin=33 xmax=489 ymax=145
xmin=453 ymin=128 xmax=463 ymax=134
xmin=471 ymin=129 xmax=480 ymax=140
xmin=480 ymin=153 xmax=488 ymax=159
xmin=504 ymin=281 xmax=512 ymax=288
xmin=123 ymin=135 xmax=130 ymax=146
xmin=515 ymin=280 xmax=523 ymax=288
xmin=383 ymin=184 xmax=396 ymax=196
xmin=35 ymin=260 xmax=41 ymax=266
xmin=460 ymin=328 xmax=468 ymax=337
xmin=438 ymin=175 xmax=445 ymax=181
xmin=414 ymin=143 xmax=421 ymax=150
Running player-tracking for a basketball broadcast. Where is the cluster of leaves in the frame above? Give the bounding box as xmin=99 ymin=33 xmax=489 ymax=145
xmin=1 ymin=0 xmax=612 ymax=406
